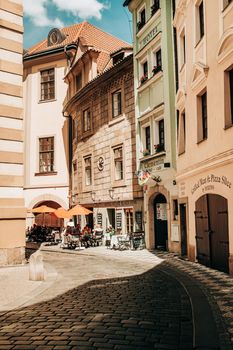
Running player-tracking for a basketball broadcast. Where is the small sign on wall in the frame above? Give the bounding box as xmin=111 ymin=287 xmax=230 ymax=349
xmin=97 ymin=213 xmax=102 ymax=226
xmin=156 ymin=204 xmax=167 ymax=221
xmin=171 ymin=224 xmax=179 ymax=242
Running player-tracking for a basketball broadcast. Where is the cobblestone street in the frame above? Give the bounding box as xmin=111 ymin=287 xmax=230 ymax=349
xmin=0 ymin=247 xmax=232 ymax=350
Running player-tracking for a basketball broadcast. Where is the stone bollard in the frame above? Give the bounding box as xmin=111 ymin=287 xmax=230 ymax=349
xmin=29 ymin=251 xmax=44 ymax=281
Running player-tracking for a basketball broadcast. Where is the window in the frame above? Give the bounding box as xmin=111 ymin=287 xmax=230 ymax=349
xmin=76 ymin=74 xmax=82 ymax=92
xmin=125 ymin=209 xmax=133 ymax=234
xmin=40 ymin=68 xmax=55 ymax=101
xmin=172 ymin=199 xmax=179 ymax=221
xmin=158 ymin=119 xmax=165 ymax=149
xmin=140 ymin=61 xmax=148 ymax=84
xmin=83 ymin=108 xmax=91 ymax=133
xmin=223 ymin=0 xmax=232 ymax=10
xmin=84 ymin=156 xmax=92 ymax=186
xmin=137 ymin=7 xmax=146 ymax=31
xmin=196 ymin=1 xmax=204 ymax=43
xmin=224 ymin=67 xmax=233 ymax=127
xmin=73 ymin=160 xmax=77 ymax=172
xmin=180 ymin=30 xmax=186 ymax=67
xmin=178 ymin=111 xmax=185 ymax=155
xmin=201 ymin=92 xmax=207 ymax=139
xmin=197 ymin=91 xmax=207 ymax=142
xmin=145 ymin=126 xmax=151 ymax=154
xmin=39 ymin=137 xmax=54 ymax=173
xmin=72 ymin=118 xmax=78 ymax=140
xmin=114 ymin=147 xmax=123 ymax=180
xmin=153 ymin=49 xmax=162 ymax=74
xmin=112 ymin=90 xmax=122 ymax=118
xmin=151 ymin=0 xmax=160 ymax=16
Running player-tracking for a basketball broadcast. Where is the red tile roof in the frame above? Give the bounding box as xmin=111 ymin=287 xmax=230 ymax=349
xmin=26 ymin=21 xmax=131 ymax=57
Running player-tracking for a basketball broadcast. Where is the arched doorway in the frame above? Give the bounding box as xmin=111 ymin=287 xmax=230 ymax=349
xmin=33 ymin=201 xmax=63 ymax=228
xmin=195 ymin=194 xmax=229 ymax=273
xmin=154 ymin=193 xmax=168 ymax=250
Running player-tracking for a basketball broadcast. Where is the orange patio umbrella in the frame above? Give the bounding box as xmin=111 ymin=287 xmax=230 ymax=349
xmin=30 ymin=205 xmax=56 ymax=213
xmin=54 ymin=207 xmax=71 ymax=219
xmin=30 ymin=205 xmax=56 ymax=226
xmin=68 ymin=204 xmax=92 ymax=216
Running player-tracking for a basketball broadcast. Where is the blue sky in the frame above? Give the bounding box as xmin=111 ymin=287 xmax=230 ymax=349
xmin=23 ymin=0 xmax=132 ymax=49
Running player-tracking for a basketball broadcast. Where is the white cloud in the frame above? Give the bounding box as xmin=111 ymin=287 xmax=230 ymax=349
xmin=52 ymin=0 xmax=108 ymax=20
xmin=23 ymin=0 xmax=108 ymax=28
xmin=23 ymin=0 xmax=64 ymax=27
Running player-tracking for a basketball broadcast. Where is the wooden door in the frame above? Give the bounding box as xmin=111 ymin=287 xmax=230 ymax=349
xmin=195 ymin=195 xmax=211 ymax=267
xmin=180 ymin=203 xmax=187 ymax=256
xmin=154 ymin=194 xmax=168 ymax=250
xmin=195 ymin=194 xmax=229 ymax=273
xmin=208 ymin=194 xmax=229 ymax=273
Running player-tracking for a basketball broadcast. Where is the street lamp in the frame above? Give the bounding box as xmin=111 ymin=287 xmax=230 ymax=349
xmin=109 ymin=188 xmax=114 ymax=199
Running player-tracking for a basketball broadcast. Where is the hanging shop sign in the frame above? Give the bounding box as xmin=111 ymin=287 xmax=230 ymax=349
xmin=97 ymin=156 xmax=104 ymax=171
xmin=191 ymin=174 xmax=232 ymax=195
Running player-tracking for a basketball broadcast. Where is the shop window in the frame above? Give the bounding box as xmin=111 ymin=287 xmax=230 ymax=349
xmin=224 ymin=67 xmax=233 ymax=128
xmin=83 ymin=108 xmax=91 ymax=133
xmin=40 ymin=68 xmax=55 ymax=101
xmin=114 ymin=146 xmax=123 ymax=180
xmin=112 ymin=90 xmax=122 ymax=118
xmin=125 ymin=209 xmax=133 ymax=234
xmin=39 ymin=137 xmax=54 ymax=173
xmin=197 ymin=91 xmax=207 ymax=142
xmin=84 ymin=156 xmax=92 ymax=186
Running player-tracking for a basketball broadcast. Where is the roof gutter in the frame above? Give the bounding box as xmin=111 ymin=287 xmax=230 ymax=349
xmin=23 ymin=43 xmax=78 ymax=62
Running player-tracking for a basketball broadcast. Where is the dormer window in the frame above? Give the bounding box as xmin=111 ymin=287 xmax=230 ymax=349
xmin=47 ymin=28 xmax=66 ymax=46
xmin=113 ymin=52 xmax=124 ymax=65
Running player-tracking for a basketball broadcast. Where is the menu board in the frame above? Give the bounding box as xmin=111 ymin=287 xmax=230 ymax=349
xmin=116 ymin=212 xmax=122 ymax=229
xmin=135 ymin=211 xmax=143 ymax=231
xmin=97 ymin=213 xmax=102 ymax=226
xmin=156 ymin=203 xmax=167 ymax=221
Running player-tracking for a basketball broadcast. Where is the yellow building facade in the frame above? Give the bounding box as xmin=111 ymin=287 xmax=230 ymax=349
xmin=0 ymin=0 xmax=26 ymax=264
xmin=174 ymin=0 xmax=233 ymax=273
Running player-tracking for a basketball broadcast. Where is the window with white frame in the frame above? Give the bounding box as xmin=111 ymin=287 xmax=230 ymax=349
xmin=195 ymin=0 xmax=204 ymax=44
xmin=113 ymin=146 xmax=123 ymax=181
xmin=40 ymin=68 xmax=55 ymax=101
xmin=153 ymin=49 xmax=162 ymax=75
xmin=141 ymin=125 xmax=151 ymax=155
xmin=154 ymin=118 xmax=165 ymax=153
xmin=84 ymin=156 xmax=92 ymax=186
xmin=112 ymin=90 xmax=122 ymax=118
xmin=137 ymin=6 xmax=146 ymax=32
xmin=140 ymin=60 xmax=148 ymax=84
xmin=39 ymin=137 xmax=54 ymax=173
xmin=179 ymin=29 xmax=186 ymax=68
xmin=178 ymin=111 xmax=186 ymax=155
xmin=151 ymin=0 xmax=160 ymax=16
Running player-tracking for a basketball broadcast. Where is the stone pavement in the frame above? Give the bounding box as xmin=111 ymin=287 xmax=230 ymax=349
xmin=0 ymin=245 xmax=232 ymax=349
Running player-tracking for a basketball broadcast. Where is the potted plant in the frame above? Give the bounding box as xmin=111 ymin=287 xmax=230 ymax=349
xmin=140 ymin=74 xmax=148 ymax=84
xmin=142 ymin=149 xmax=150 ymax=156
xmin=154 ymin=144 xmax=164 ymax=153
xmin=152 ymin=65 xmax=162 ymax=75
